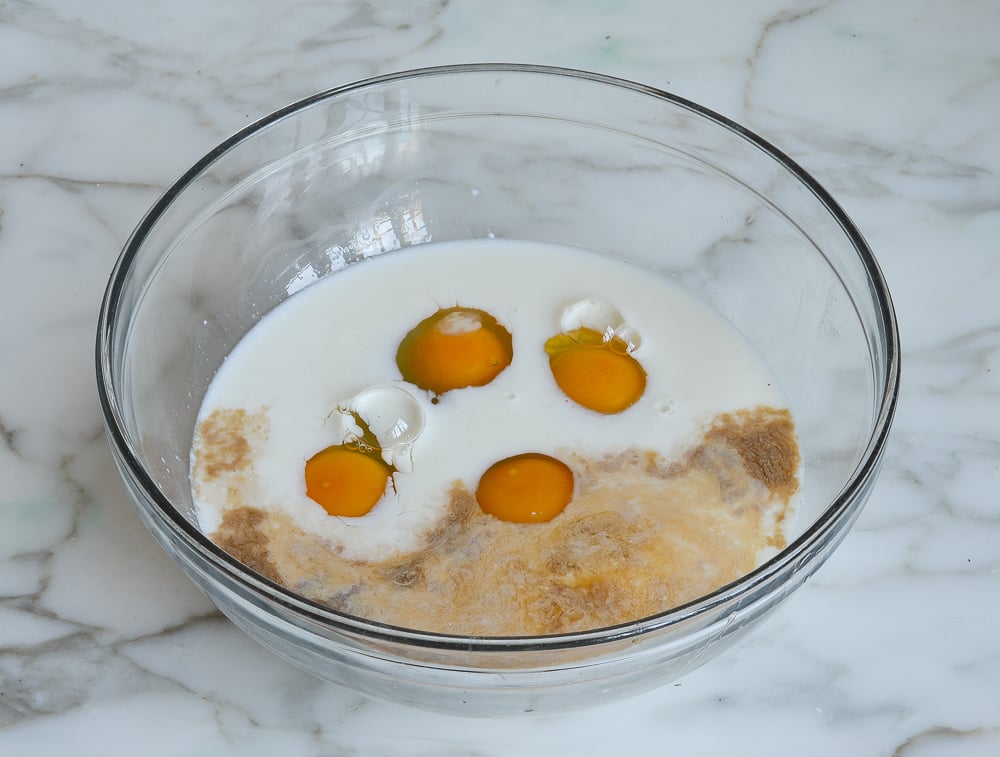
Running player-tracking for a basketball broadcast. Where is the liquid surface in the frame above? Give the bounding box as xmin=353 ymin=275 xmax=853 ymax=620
xmin=191 ymin=239 xmax=801 ymax=635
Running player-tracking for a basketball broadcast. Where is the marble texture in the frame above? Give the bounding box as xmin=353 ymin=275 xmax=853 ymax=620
xmin=1 ymin=0 xmax=997 ymax=753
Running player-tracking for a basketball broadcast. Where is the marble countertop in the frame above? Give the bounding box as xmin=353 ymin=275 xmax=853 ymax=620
xmin=2 ymin=0 xmax=998 ymax=754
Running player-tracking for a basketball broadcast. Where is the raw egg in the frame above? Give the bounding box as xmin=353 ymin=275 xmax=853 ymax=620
xmin=396 ymin=306 xmax=513 ymax=395
xmin=305 ymin=384 xmax=424 ymax=517
xmin=476 ymin=453 xmax=574 ymax=523
xmin=545 ymin=298 xmax=646 ymax=414
xmin=305 ymin=443 xmax=392 ymax=517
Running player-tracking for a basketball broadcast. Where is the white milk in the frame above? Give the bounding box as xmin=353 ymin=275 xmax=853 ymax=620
xmin=191 ymin=239 xmax=791 ymax=561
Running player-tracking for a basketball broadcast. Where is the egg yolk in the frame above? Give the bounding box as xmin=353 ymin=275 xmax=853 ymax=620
xmin=476 ymin=453 xmax=574 ymax=523
xmin=545 ymin=328 xmax=647 ymax=414
xmin=304 ymin=445 xmax=392 ymax=517
xmin=396 ymin=307 xmax=513 ymax=395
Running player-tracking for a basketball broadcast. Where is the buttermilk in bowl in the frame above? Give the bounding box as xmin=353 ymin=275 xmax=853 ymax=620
xmin=190 ymin=240 xmax=801 ymax=636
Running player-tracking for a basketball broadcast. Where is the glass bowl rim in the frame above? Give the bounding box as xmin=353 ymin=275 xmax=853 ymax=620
xmin=96 ymin=62 xmax=901 ymax=653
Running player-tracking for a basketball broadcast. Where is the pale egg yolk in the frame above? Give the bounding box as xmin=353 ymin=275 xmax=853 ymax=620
xmin=396 ymin=307 xmax=513 ymax=395
xmin=476 ymin=453 xmax=574 ymax=523
xmin=545 ymin=328 xmax=647 ymax=414
xmin=304 ymin=444 xmax=392 ymax=517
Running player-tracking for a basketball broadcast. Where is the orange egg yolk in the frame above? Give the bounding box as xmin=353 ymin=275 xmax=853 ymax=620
xmin=545 ymin=328 xmax=647 ymax=414
xmin=304 ymin=444 xmax=392 ymax=517
xmin=396 ymin=307 xmax=513 ymax=395
xmin=476 ymin=453 xmax=574 ymax=523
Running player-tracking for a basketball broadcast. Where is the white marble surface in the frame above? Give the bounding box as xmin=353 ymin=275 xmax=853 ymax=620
xmin=1 ymin=0 xmax=998 ymax=753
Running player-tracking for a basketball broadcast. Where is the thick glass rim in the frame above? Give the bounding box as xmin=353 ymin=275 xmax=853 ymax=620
xmin=96 ymin=63 xmax=901 ymax=653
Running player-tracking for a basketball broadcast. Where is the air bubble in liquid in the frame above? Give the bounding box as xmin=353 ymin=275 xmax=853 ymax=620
xmin=653 ymin=400 xmax=675 ymax=415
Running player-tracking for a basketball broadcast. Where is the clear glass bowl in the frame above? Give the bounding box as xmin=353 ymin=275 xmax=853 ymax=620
xmin=97 ymin=64 xmax=899 ymax=716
